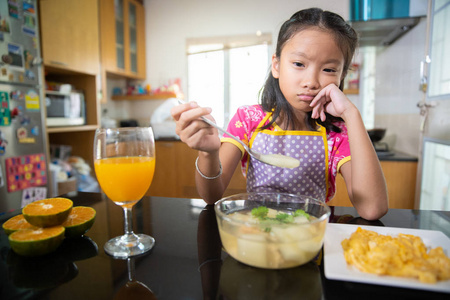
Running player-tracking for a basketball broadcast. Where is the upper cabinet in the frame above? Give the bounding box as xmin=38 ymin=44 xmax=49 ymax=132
xmin=100 ymin=0 xmax=146 ymax=79
xmin=39 ymin=0 xmax=100 ymax=75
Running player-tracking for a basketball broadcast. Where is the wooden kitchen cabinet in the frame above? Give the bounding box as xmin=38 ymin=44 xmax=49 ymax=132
xmin=99 ymin=0 xmax=146 ymax=79
xmin=150 ymin=141 xmax=418 ymax=209
xmin=147 ymin=141 xmax=246 ymax=199
xmin=39 ymin=0 xmax=100 ymax=75
xmin=44 ymin=72 xmax=100 ymax=169
xmin=38 ymin=0 xmax=102 ymax=171
xmin=328 ymin=160 xmax=418 ymax=209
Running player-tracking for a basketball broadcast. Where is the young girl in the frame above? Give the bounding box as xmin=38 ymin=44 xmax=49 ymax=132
xmin=171 ymin=8 xmax=388 ymax=220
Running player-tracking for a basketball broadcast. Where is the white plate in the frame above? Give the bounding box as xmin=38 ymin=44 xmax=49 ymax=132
xmin=324 ymin=223 xmax=450 ymax=293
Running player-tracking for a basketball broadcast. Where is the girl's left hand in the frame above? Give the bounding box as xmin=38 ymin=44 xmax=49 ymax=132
xmin=310 ymin=84 xmax=355 ymax=121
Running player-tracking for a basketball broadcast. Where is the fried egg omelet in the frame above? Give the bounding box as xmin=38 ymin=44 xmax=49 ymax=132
xmin=341 ymin=227 xmax=450 ymax=284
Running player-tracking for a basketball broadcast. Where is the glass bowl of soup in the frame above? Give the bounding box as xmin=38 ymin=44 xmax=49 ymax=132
xmin=214 ymin=192 xmax=331 ymax=269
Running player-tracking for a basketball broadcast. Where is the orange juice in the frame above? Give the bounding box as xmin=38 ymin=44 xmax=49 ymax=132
xmin=94 ymin=156 xmax=155 ymax=205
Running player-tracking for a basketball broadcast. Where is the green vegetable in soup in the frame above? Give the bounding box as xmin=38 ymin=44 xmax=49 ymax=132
xmin=251 ymin=206 xmax=310 ymax=225
xmin=294 ymin=209 xmax=310 ymax=220
xmin=251 ymin=206 xmax=269 ymax=219
xmin=275 ymin=213 xmax=294 ymax=223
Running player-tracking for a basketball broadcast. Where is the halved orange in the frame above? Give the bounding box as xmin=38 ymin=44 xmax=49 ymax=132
xmin=61 ymin=206 xmax=96 ymax=237
xmin=23 ymin=198 xmax=73 ymax=227
xmin=2 ymin=214 xmax=39 ymax=235
xmin=9 ymin=226 xmax=65 ymax=256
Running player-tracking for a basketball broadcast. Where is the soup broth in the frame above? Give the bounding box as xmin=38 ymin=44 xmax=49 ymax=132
xmin=217 ymin=207 xmax=327 ymax=269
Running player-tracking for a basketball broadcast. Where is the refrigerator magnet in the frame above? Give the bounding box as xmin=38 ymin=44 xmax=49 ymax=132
xmin=16 ymin=127 xmax=35 ymax=143
xmin=21 ymin=187 xmax=47 ymax=207
xmin=0 ymin=91 xmax=11 ymax=126
xmin=5 ymin=154 xmax=47 ymax=192
xmin=19 ymin=114 xmax=30 ymax=125
xmin=8 ymin=1 xmax=19 ymax=19
xmin=0 ymin=130 xmax=7 ymax=155
xmin=25 ymin=90 xmax=39 ymax=110
xmin=0 ymin=164 xmax=4 ymax=188
xmin=24 ymin=51 xmax=33 ymax=69
xmin=23 ymin=2 xmax=36 ymax=15
xmin=25 ymin=70 xmax=35 ymax=80
xmin=7 ymin=43 xmax=24 ymax=71
xmin=10 ymin=90 xmax=24 ymax=101
xmin=0 ymin=16 xmax=10 ymax=33
xmin=22 ymin=12 xmax=36 ymax=37
xmin=30 ymin=125 xmax=39 ymax=136
xmin=22 ymin=25 xmax=36 ymax=37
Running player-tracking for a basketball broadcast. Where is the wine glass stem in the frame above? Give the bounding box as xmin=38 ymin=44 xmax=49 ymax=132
xmin=127 ymin=258 xmax=136 ymax=282
xmin=123 ymin=206 xmax=134 ymax=236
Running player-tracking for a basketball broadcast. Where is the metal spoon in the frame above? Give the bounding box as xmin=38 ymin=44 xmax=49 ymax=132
xmin=177 ymin=99 xmax=300 ymax=168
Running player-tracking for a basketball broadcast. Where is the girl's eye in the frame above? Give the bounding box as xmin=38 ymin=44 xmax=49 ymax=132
xmin=294 ymin=62 xmax=304 ymax=67
xmin=324 ymin=68 xmax=336 ymax=73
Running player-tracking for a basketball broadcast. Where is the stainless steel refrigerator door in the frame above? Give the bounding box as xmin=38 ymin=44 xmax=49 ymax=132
xmin=0 ymin=0 xmax=42 ymax=87
xmin=0 ymin=0 xmax=48 ymax=212
xmin=0 ymin=83 xmax=48 ymax=213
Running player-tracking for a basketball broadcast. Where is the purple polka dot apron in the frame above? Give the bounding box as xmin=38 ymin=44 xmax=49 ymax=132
xmin=246 ymin=114 xmax=329 ymax=202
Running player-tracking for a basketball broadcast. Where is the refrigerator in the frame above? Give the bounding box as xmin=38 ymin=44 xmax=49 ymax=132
xmin=0 ymin=0 xmax=48 ymax=213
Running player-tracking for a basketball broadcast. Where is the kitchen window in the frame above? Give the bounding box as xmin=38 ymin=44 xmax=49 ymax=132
xmin=428 ymin=0 xmax=450 ymax=98
xmin=187 ymin=34 xmax=272 ymax=128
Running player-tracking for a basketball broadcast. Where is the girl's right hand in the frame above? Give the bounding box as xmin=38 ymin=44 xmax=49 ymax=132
xmin=170 ymin=101 xmax=221 ymax=153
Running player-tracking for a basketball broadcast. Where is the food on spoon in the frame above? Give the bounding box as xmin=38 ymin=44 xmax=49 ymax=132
xmin=61 ymin=206 xmax=96 ymax=237
xmin=217 ymin=205 xmax=326 ymax=269
xmin=22 ymin=198 xmax=73 ymax=227
xmin=8 ymin=226 xmax=66 ymax=256
xmin=259 ymin=154 xmax=300 ymax=168
xmin=2 ymin=214 xmax=38 ymax=235
xmin=341 ymin=227 xmax=450 ymax=284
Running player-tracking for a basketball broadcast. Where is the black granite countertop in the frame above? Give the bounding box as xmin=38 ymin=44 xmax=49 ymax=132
xmin=377 ymin=150 xmax=418 ymax=162
xmin=155 ymin=137 xmax=180 ymax=142
xmin=1 ymin=192 xmax=448 ymax=300
xmin=156 ymin=139 xmax=419 ymax=162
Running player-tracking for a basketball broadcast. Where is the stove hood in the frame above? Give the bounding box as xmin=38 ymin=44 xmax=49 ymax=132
xmin=348 ymin=0 xmax=427 ymax=47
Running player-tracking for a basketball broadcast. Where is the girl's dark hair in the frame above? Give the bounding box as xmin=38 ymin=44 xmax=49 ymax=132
xmin=260 ymin=7 xmax=358 ymax=132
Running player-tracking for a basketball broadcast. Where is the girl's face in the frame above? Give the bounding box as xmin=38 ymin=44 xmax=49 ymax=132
xmin=272 ymin=28 xmax=345 ymax=115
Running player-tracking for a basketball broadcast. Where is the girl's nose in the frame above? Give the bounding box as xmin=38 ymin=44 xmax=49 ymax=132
xmin=301 ymin=69 xmax=320 ymax=90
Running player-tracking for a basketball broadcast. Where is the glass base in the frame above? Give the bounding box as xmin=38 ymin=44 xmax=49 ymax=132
xmin=104 ymin=233 xmax=155 ymax=259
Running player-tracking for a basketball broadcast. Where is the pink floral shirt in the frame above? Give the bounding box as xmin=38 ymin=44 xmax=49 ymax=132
xmin=221 ymin=105 xmax=351 ymax=202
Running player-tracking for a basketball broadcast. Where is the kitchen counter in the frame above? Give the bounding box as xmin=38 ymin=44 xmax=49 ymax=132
xmin=377 ymin=150 xmax=418 ymax=162
xmin=0 ymin=192 xmax=448 ymax=300
xmin=152 ymin=141 xmax=419 ymax=208
xmin=155 ymin=137 xmax=180 ymax=141
xmin=155 ymin=139 xmax=418 ymax=161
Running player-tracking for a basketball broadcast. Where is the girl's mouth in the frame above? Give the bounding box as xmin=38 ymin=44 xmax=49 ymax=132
xmin=298 ymin=94 xmax=315 ymax=101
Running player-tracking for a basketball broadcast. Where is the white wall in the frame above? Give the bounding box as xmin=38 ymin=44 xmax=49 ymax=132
xmin=373 ymin=19 xmax=427 ymax=156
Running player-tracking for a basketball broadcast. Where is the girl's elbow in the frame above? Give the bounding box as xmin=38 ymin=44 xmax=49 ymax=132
xmin=359 ymin=198 xmax=389 ymax=220
xmin=359 ymin=205 xmax=388 ymax=221
xmin=202 ymin=197 xmax=218 ymax=205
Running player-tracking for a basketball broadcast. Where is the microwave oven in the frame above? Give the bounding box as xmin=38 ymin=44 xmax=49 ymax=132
xmin=46 ymin=91 xmax=86 ymax=127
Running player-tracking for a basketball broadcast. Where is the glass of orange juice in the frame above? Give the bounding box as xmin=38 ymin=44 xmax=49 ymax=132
xmin=94 ymin=127 xmax=156 ymax=258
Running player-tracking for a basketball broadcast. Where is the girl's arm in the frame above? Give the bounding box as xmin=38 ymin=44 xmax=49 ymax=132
xmin=171 ymin=101 xmax=240 ymax=204
xmin=338 ymin=110 xmax=389 ymax=220
xmin=310 ymin=85 xmax=389 ymax=220
xmin=195 ymin=143 xmax=241 ymax=204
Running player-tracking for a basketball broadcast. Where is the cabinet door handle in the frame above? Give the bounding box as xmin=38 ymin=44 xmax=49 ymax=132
xmin=49 ymin=60 xmax=68 ymax=67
